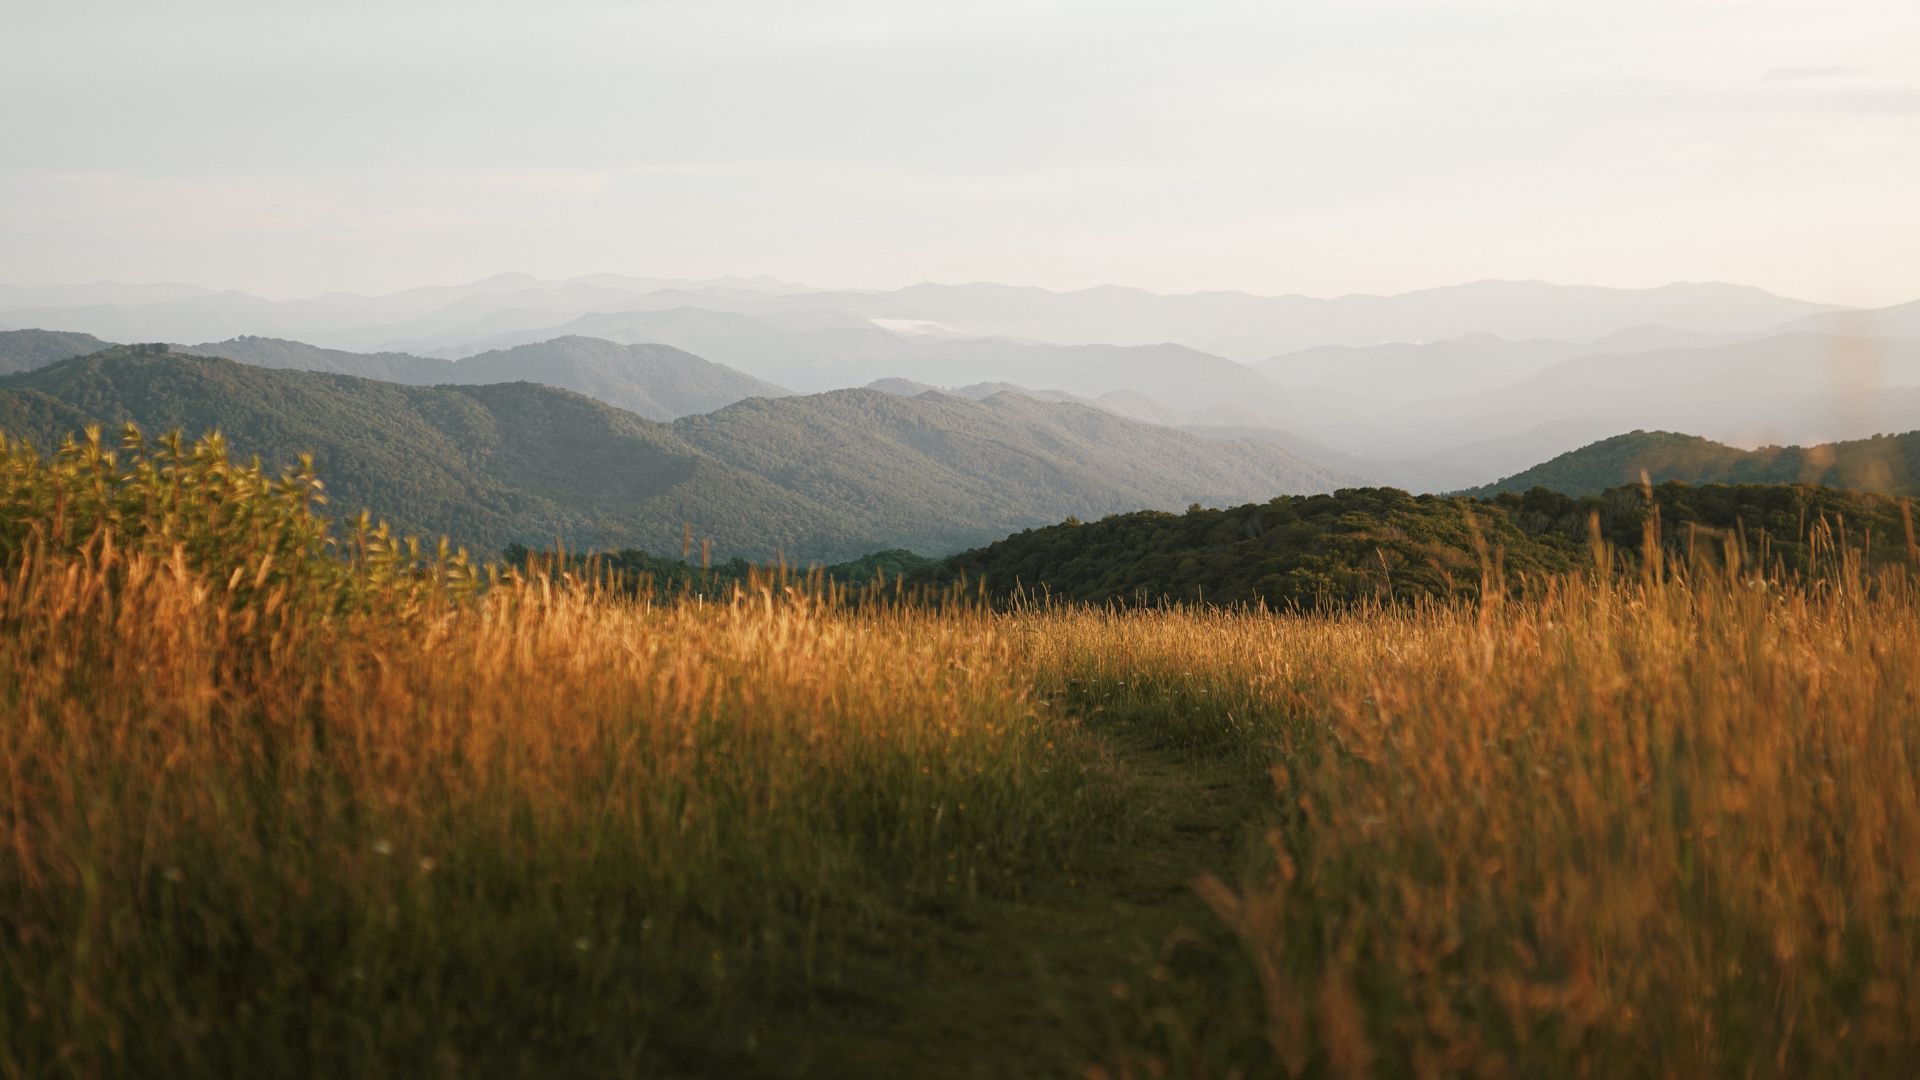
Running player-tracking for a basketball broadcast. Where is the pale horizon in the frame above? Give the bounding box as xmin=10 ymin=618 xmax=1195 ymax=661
xmin=8 ymin=0 xmax=1920 ymax=308
xmin=0 ymin=270 xmax=1876 ymax=311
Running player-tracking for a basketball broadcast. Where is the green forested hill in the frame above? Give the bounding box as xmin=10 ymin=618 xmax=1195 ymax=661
xmin=669 ymin=388 xmax=1350 ymax=554
xmin=1469 ymin=429 xmax=1920 ymax=497
xmin=939 ymin=482 xmax=1916 ymax=608
xmin=0 ymin=348 xmax=864 ymax=558
xmin=0 ymin=349 xmax=1347 ymax=561
xmin=0 ymin=329 xmax=115 ymax=374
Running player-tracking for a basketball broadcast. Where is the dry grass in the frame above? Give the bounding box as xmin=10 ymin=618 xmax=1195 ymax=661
xmin=1038 ymin=558 xmax=1920 ymax=1076
xmin=0 ymin=433 xmax=1121 ymax=1074
xmin=4 ymin=430 xmax=1918 ymax=1075
xmin=0 ymin=544 xmax=1135 ymax=1074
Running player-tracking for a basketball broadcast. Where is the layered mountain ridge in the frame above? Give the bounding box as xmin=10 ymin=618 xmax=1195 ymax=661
xmin=0 ymin=347 xmax=1346 ymax=561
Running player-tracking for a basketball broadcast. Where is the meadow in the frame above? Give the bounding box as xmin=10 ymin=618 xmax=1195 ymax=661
xmin=3 ymin=428 xmax=1918 ymax=1076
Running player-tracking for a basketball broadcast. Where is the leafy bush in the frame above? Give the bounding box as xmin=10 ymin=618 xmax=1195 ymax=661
xmin=0 ymin=423 xmax=477 ymax=612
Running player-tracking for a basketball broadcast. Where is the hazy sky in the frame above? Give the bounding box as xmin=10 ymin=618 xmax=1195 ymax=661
xmin=5 ymin=0 xmax=1920 ymax=305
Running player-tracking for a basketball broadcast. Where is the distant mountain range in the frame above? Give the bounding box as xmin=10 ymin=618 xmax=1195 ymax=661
xmin=400 ymin=278 xmax=1839 ymax=363
xmin=1250 ymin=326 xmax=1755 ymax=408
xmin=1233 ymin=332 xmax=1920 ymax=485
xmin=1785 ymin=299 xmax=1920 ymax=341
xmin=418 ymin=304 xmax=1920 ymax=486
xmin=0 ymin=348 xmax=1345 ymax=560
xmin=429 ymin=306 xmax=1294 ymax=410
xmin=179 ymin=335 xmax=790 ymax=421
xmin=1469 ymin=429 xmax=1920 ymax=498
xmin=1384 ymin=333 xmax=1920 ymax=455
xmin=15 ymin=320 xmax=1920 ymax=497
xmin=0 ymin=274 xmax=816 ymax=351
xmin=0 ymin=275 xmax=1844 ymax=361
xmin=11 ymin=336 xmax=1920 ymax=597
xmin=6 ymin=270 xmax=1920 ymax=501
xmin=0 ymin=328 xmax=791 ymax=423
xmin=758 ymin=279 xmax=1840 ymax=362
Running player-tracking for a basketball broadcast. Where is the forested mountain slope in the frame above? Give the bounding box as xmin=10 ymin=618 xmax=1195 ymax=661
xmin=939 ymin=482 xmax=1913 ymax=608
xmin=183 ymin=334 xmax=789 ymax=420
xmin=1470 ymin=429 xmax=1920 ymax=497
xmin=0 ymin=350 xmax=1347 ymax=560
xmin=669 ymin=388 xmax=1351 ymax=554
xmin=0 ymin=349 xmax=859 ymax=557
xmin=0 ymin=329 xmax=116 ymax=375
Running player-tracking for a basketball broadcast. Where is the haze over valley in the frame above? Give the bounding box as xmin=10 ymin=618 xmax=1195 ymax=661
xmin=6 ymin=268 xmax=1919 ymax=538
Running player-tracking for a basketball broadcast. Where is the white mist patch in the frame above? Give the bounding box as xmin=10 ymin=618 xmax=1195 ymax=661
xmin=870 ymin=318 xmax=960 ymax=337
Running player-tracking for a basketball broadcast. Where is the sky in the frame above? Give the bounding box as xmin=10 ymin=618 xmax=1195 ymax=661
xmin=5 ymin=0 xmax=1920 ymax=306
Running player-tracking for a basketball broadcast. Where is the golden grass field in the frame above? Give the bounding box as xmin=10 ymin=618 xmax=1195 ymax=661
xmin=3 ymin=430 xmax=1918 ymax=1076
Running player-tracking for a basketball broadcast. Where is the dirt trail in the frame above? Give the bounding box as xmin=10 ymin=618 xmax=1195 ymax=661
xmin=795 ymin=727 xmax=1274 ymax=1078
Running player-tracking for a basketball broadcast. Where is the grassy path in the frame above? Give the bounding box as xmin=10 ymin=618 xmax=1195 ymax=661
xmin=787 ymin=722 xmax=1276 ymax=1078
